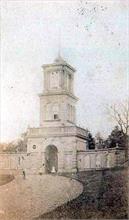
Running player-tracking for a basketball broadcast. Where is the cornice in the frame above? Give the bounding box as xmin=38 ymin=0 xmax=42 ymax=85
xmin=39 ymin=91 xmax=78 ymax=101
xmin=42 ymin=62 xmax=76 ymax=73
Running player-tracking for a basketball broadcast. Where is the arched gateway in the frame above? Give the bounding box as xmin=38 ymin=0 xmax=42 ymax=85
xmin=45 ymin=145 xmax=58 ymax=173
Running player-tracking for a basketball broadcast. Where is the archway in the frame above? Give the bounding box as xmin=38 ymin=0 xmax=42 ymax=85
xmin=45 ymin=145 xmax=58 ymax=173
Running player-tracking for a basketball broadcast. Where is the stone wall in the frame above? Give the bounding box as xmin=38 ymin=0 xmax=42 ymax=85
xmin=77 ymin=149 xmax=125 ymax=171
xmin=0 ymin=148 xmax=125 ymax=174
xmin=0 ymin=153 xmax=26 ymax=174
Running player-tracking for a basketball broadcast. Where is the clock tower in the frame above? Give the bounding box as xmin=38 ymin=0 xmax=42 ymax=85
xmin=39 ymin=55 xmax=78 ymax=127
xmin=27 ymin=55 xmax=88 ymax=174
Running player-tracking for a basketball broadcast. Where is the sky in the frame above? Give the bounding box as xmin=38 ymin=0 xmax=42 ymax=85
xmin=0 ymin=0 xmax=129 ymax=142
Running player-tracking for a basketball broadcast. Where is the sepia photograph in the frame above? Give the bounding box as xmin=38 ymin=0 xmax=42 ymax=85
xmin=0 ymin=0 xmax=129 ymax=219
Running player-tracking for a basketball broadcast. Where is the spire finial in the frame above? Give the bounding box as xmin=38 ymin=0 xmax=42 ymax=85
xmin=58 ymin=28 xmax=61 ymax=58
xmin=54 ymin=28 xmax=65 ymax=63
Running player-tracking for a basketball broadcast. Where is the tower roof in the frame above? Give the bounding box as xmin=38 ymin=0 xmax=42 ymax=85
xmin=54 ymin=55 xmax=67 ymax=64
xmin=42 ymin=55 xmax=76 ymax=72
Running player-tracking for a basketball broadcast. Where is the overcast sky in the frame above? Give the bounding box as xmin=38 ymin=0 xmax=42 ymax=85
xmin=1 ymin=0 xmax=129 ymax=142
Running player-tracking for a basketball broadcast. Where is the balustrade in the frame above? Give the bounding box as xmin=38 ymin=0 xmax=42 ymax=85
xmin=27 ymin=126 xmax=87 ymax=138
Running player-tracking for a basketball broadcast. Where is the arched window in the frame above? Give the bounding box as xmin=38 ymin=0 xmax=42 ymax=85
xmin=53 ymin=103 xmax=59 ymax=120
xmin=46 ymin=103 xmax=51 ymax=120
xmin=50 ymin=71 xmax=59 ymax=89
xmin=68 ymin=104 xmax=75 ymax=122
xmin=68 ymin=104 xmax=70 ymax=121
xmin=67 ymin=74 xmax=72 ymax=91
xmin=73 ymin=106 xmax=76 ymax=122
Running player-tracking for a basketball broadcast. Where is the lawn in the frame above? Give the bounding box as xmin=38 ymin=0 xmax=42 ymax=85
xmin=38 ymin=167 xmax=128 ymax=219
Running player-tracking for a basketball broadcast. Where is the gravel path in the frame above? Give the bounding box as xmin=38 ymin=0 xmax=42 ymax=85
xmin=0 ymin=174 xmax=83 ymax=220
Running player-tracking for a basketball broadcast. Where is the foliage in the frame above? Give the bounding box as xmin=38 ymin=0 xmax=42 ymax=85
xmin=107 ymin=100 xmax=129 ymax=136
xmin=86 ymin=132 xmax=95 ymax=149
xmin=104 ymin=126 xmax=127 ymax=149
xmin=0 ymin=132 xmax=27 ymax=153
xmin=95 ymin=132 xmax=105 ymax=149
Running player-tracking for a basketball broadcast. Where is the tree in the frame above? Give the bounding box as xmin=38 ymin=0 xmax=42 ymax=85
xmin=95 ymin=132 xmax=105 ymax=149
xmin=86 ymin=132 xmax=95 ymax=149
xmin=1 ymin=132 xmax=27 ymax=153
xmin=108 ymin=100 xmax=129 ymax=136
xmin=106 ymin=126 xmax=126 ymax=149
xmin=107 ymin=99 xmax=129 ymax=159
xmin=0 ymin=143 xmax=8 ymax=152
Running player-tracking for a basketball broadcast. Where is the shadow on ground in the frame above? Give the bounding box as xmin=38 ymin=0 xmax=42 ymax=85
xmin=0 ymin=174 xmax=14 ymax=186
xmin=37 ymin=167 xmax=128 ymax=219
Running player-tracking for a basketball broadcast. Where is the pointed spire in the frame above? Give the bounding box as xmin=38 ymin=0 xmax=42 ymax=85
xmin=54 ymin=55 xmax=66 ymax=64
xmin=58 ymin=27 xmax=61 ymax=58
xmin=54 ymin=28 xmax=66 ymax=64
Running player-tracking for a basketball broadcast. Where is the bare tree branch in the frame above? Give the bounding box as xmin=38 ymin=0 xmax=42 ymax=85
xmin=108 ymin=99 xmax=129 ymax=136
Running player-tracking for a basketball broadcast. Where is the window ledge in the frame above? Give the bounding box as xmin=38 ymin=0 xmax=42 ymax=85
xmin=44 ymin=119 xmax=61 ymax=122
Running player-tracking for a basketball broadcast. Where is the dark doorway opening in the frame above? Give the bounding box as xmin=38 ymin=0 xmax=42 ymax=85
xmin=45 ymin=145 xmax=58 ymax=173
